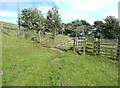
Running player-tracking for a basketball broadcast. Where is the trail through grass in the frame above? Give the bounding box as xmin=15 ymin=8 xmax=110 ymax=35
xmin=2 ymin=33 xmax=118 ymax=86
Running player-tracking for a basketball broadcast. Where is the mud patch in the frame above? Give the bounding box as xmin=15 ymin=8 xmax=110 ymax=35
xmin=0 ymin=71 xmax=3 ymax=75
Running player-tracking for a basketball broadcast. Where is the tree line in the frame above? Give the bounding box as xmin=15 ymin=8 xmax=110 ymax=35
xmin=19 ymin=7 xmax=120 ymax=39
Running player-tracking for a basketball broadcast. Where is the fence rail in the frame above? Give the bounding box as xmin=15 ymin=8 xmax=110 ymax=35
xmin=73 ymin=37 xmax=120 ymax=60
xmin=2 ymin=26 xmax=120 ymax=60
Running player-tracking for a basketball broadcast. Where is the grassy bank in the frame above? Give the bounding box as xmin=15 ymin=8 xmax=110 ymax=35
xmin=2 ymin=32 xmax=118 ymax=86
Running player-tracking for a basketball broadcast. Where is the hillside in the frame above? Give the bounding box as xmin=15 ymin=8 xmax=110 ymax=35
xmin=0 ymin=21 xmax=25 ymax=30
xmin=1 ymin=22 xmax=118 ymax=86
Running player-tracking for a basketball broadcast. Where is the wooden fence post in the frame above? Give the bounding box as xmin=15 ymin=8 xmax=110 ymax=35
xmin=82 ymin=37 xmax=86 ymax=54
xmin=73 ymin=38 xmax=76 ymax=51
xmin=38 ymin=31 xmax=41 ymax=43
xmin=117 ymin=39 xmax=120 ymax=60
xmin=97 ymin=38 xmax=100 ymax=55
xmin=76 ymin=37 xmax=78 ymax=50
xmin=93 ymin=38 xmax=97 ymax=55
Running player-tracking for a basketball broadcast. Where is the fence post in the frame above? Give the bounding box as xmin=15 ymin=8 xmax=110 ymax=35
xmin=76 ymin=37 xmax=78 ymax=50
xmin=97 ymin=38 xmax=100 ymax=55
xmin=83 ymin=37 xmax=86 ymax=54
xmin=38 ymin=31 xmax=41 ymax=43
xmin=93 ymin=38 xmax=97 ymax=55
xmin=73 ymin=38 xmax=76 ymax=51
xmin=117 ymin=39 xmax=120 ymax=60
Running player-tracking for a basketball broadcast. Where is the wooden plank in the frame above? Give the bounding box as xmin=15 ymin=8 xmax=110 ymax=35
xmin=76 ymin=40 xmax=84 ymax=42
xmin=99 ymin=43 xmax=117 ymax=46
xmin=86 ymin=47 xmax=94 ymax=50
xmin=100 ymin=50 xmax=117 ymax=54
xmin=87 ymin=44 xmax=94 ymax=46
xmin=86 ymin=50 xmax=93 ymax=53
xmin=86 ymin=52 xmax=95 ymax=55
xmin=100 ymin=53 xmax=117 ymax=57
xmin=100 ymin=47 xmax=119 ymax=50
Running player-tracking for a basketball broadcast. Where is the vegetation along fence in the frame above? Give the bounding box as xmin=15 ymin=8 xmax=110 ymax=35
xmin=73 ymin=37 xmax=120 ymax=60
xmin=2 ymin=25 xmax=120 ymax=60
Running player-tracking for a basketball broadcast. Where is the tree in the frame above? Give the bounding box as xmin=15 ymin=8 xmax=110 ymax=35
xmin=72 ymin=20 xmax=82 ymax=37
xmin=81 ymin=20 xmax=93 ymax=37
xmin=19 ymin=7 xmax=44 ymax=32
xmin=64 ymin=20 xmax=83 ymax=37
xmin=93 ymin=21 xmax=104 ymax=38
xmin=64 ymin=22 xmax=73 ymax=35
xmin=47 ymin=8 xmax=61 ymax=39
xmin=102 ymin=16 xmax=120 ymax=39
xmin=19 ymin=7 xmax=46 ymax=43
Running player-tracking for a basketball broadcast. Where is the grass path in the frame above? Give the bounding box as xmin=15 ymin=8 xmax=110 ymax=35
xmin=2 ymin=33 xmax=118 ymax=86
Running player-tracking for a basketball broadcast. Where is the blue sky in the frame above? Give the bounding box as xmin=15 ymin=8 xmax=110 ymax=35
xmin=0 ymin=0 xmax=119 ymax=25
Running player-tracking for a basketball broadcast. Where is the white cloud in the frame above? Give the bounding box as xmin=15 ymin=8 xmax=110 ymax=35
xmin=1 ymin=0 xmax=90 ymax=2
xmin=38 ymin=6 xmax=52 ymax=12
xmin=62 ymin=13 xmax=85 ymax=19
xmin=38 ymin=5 xmax=63 ymax=16
xmin=1 ymin=0 xmax=49 ymax=2
xmin=86 ymin=18 xmax=97 ymax=25
xmin=102 ymin=12 xmax=118 ymax=19
xmin=1 ymin=0 xmax=119 ymax=25
xmin=70 ymin=0 xmax=110 ymax=11
xmin=0 ymin=11 xmax=18 ymax=17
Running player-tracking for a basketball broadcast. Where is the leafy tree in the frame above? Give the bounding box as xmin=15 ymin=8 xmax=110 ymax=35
xmin=81 ymin=20 xmax=93 ymax=37
xmin=47 ymin=8 xmax=61 ymax=39
xmin=64 ymin=20 xmax=83 ymax=37
xmin=72 ymin=20 xmax=82 ymax=37
xmin=59 ymin=23 xmax=65 ymax=35
xmin=64 ymin=22 xmax=73 ymax=35
xmin=93 ymin=21 xmax=104 ymax=38
xmin=19 ymin=7 xmax=44 ymax=32
xmin=102 ymin=16 xmax=120 ymax=39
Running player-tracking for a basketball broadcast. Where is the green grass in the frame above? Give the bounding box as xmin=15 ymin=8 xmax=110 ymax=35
xmin=2 ymin=32 xmax=118 ymax=86
xmin=0 ymin=32 xmax=2 ymax=87
xmin=0 ymin=21 xmax=24 ymax=29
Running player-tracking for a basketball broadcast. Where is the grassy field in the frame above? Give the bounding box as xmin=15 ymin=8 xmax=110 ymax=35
xmin=2 ymin=30 xmax=118 ymax=86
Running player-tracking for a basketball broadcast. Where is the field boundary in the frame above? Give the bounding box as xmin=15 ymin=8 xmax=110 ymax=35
xmin=73 ymin=37 xmax=120 ymax=60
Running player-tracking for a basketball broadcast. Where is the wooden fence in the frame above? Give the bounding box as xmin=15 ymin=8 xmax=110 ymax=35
xmin=73 ymin=37 xmax=120 ymax=60
xmin=2 ymin=25 xmax=120 ymax=60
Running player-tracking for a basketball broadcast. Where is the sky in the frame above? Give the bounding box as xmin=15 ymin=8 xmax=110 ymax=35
xmin=0 ymin=0 xmax=119 ymax=25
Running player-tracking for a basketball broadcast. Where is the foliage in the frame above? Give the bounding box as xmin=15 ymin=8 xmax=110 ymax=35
xmin=93 ymin=16 xmax=120 ymax=39
xmin=64 ymin=20 xmax=82 ymax=37
xmin=19 ymin=7 xmax=45 ymax=32
xmin=47 ymin=8 xmax=62 ymax=37
xmin=64 ymin=20 xmax=93 ymax=37
xmin=102 ymin=16 xmax=120 ymax=39
xmin=81 ymin=20 xmax=93 ymax=37
xmin=93 ymin=21 xmax=104 ymax=38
